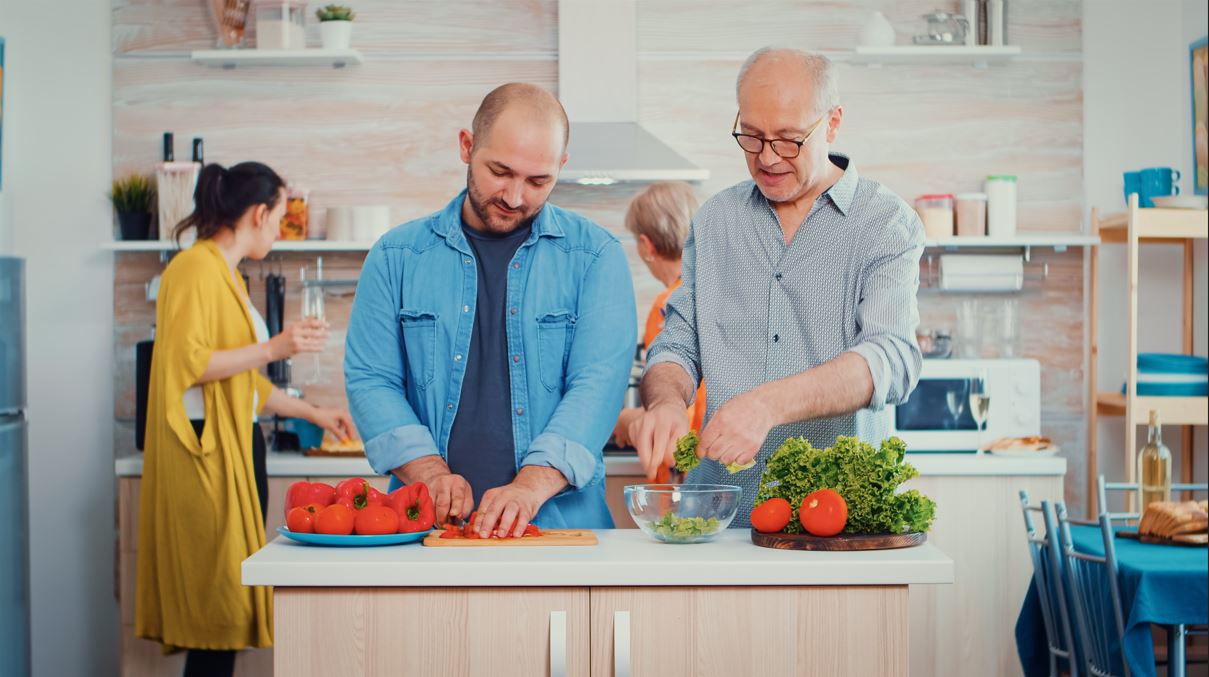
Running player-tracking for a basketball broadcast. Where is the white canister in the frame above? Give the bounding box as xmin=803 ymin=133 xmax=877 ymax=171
xmin=353 ymin=206 xmax=391 ymax=242
xmin=325 ymin=206 xmax=355 ymax=241
xmin=988 ymin=0 xmax=1005 ymax=46
xmin=858 ymin=11 xmax=896 ymax=47
xmin=985 ymin=175 xmax=1017 ymax=237
xmin=963 ymin=0 xmax=978 ymax=46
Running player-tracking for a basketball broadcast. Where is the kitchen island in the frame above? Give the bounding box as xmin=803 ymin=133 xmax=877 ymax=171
xmin=244 ymin=529 xmax=954 ymax=676
xmin=114 ymin=450 xmax=1063 ymax=677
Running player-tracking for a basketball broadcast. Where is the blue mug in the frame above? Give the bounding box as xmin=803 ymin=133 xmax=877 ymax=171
xmin=1123 ymin=171 xmax=1141 ymax=206
xmin=1138 ymin=167 xmax=1181 ymax=207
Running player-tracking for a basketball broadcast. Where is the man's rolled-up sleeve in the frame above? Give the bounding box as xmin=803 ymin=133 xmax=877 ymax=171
xmin=344 ymin=243 xmax=440 ymax=476
xmin=644 ymin=225 xmax=702 ymax=394
xmin=846 ymin=211 xmax=925 ymax=410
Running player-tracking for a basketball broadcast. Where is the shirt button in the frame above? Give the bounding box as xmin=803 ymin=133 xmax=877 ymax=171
xmin=513 ymin=355 xmax=521 ymax=363
xmin=513 ymin=262 xmax=521 ymax=269
xmin=516 ymin=407 xmax=524 ymax=415
xmin=463 ymin=305 xmax=470 ymax=313
xmin=454 ymin=354 xmax=463 ymax=361
xmin=775 ymin=272 xmax=783 ymax=281
xmin=510 ymin=307 xmax=518 ymax=315
xmin=773 ymin=334 xmax=780 ymax=343
xmin=447 ymin=403 xmax=454 ymax=411
xmin=464 ymin=258 xmax=471 ymax=265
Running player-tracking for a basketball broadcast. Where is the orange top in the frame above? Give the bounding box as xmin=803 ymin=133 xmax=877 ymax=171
xmin=644 ymin=279 xmax=707 ymax=434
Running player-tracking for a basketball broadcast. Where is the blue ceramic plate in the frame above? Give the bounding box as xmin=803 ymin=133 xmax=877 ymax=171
xmin=276 ymin=526 xmax=428 ymax=547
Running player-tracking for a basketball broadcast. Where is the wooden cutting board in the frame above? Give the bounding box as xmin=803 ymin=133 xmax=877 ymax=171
xmin=750 ymin=529 xmax=926 ymax=551
xmin=422 ymin=529 xmax=598 ymax=547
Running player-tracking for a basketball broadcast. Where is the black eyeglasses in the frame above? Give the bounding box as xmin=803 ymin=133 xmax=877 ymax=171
xmin=731 ymin=111 xmax=828 ymax=159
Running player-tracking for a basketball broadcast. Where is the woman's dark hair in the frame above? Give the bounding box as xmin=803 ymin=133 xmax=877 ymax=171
xmin=173 ymin=161 xmax=285 ymax=243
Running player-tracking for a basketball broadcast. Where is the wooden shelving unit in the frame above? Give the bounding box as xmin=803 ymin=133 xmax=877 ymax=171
xmin=1087 ymin=196 xmax=1208 ymax=515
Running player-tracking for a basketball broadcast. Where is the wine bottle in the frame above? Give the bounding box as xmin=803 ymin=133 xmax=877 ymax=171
xmin=1137 ymin=409 xmax=1171 ymax=511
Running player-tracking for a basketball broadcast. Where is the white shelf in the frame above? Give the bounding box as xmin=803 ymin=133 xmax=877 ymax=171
xmin=191 ymin=48 xmax=363 ymax=68
xmin=852 ymin=45 xmax=1022 ymax=66
xmin=924 ymin=233 xmax=1099 ymax=249
xmin=102 ymin=240 xmax=375 ymax=252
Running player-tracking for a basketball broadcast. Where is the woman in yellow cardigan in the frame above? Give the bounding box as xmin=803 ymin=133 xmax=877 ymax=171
xmin=136 ymin=161 xmax=353 ymax=677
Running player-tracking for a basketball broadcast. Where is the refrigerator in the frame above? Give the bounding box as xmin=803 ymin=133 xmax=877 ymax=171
xmin=0 ymin=256 xmax=30 ymax=677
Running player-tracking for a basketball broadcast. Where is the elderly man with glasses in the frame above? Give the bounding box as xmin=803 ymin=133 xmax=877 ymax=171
xmin=629 ymin=47 xmax=926 ymax=526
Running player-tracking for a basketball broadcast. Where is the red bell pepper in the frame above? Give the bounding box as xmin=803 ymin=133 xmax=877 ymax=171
xmin=387 ymin=482 xmax=435 ymax=533
xmin=284 ymin=481 xmax=335 ymax=517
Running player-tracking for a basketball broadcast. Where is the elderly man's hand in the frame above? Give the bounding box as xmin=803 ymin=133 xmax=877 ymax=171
xmin=629 ymin=400 xmax=689 ymax=481
xmin=698 ymin=388 xmax=776 ymax=468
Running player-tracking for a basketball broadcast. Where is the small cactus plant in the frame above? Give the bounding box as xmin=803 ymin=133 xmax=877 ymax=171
xmin=315 ymin=4 xmax=355 ymax=21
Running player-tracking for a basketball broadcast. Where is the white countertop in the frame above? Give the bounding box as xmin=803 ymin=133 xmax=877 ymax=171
xmin=114 ymin=451 xmax=643 ymax=478
xmin=115 ymin=450 xmax=1064 ymax=478
xmin=242 ymin=529 xmax=954 ymax=588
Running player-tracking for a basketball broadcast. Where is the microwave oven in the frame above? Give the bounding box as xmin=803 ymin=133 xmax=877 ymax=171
xmin=885 ymin=359 xmax=1041 ymax=452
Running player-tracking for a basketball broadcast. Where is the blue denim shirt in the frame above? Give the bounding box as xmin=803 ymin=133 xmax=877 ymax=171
xmin=344 ymin=191 xmax=636 ymax=528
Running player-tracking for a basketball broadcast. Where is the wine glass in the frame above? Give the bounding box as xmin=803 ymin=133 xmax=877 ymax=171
xmin=938 ymin=382 xmax=967 ymax=427
xmin=301 ymin=279 xmax=325 ymax=385
xmin=968 ymin=373 xmax=990 ymax=451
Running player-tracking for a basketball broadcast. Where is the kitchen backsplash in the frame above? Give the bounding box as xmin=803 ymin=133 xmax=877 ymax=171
xmin=111 ymin=0 xmax=1089 ymax=508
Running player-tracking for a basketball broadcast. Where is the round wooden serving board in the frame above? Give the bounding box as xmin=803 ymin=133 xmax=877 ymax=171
xmin=750 ymin=529 xmax=926 ymax=551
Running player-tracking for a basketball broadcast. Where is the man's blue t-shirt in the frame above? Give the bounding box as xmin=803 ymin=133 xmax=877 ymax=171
xmin=446 ymin=222 xmax=532 ymax=507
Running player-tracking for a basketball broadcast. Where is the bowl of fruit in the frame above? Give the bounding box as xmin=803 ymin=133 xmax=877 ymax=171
xmin=625 ymin=484 xmax=742 ymax=544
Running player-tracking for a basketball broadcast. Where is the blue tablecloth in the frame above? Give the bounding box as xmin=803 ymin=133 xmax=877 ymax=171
xmin=1016 ymin=525 xmax=1208 ymax=677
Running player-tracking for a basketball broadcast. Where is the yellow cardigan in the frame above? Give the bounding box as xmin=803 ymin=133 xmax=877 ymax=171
xmin=135 ymin=239 xmax=275 ymax=651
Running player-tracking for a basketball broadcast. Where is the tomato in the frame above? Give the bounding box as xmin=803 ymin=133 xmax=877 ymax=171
xmin=285 ymin=505 xmax=318 ymax=533
xmin=522 ymin=523 xmax=542 ymax=538
xmin=799 ymin=489 xmax=848 ymax=537
xmin=314 ymin=504 xmax=355 ymax=535
xmin=354 ymin=505 xmax=400 ymax=535
xmin=284 ymin=481 xmax=335 ymax=517
xmin=750 ymin=497 xmax=792 ymax=533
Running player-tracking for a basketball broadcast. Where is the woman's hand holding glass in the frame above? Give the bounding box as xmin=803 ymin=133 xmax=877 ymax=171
xmin=267 ymin=318 xmax=329 ymax=361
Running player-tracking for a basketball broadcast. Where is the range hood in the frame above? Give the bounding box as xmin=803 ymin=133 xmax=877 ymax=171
xmin=557 ymin=0 xmax=708 ymax=185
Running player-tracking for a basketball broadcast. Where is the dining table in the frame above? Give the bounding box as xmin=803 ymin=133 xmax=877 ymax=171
xmin=1015 ymin=524 xmax=1208 ymax=677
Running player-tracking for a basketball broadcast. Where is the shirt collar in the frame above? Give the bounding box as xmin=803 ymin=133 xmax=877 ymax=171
xmin=744 ymin=153 xmax=859 ymax=217
xmin=822 ymin=153 xmax=857 ymax=216
xmin=432 ymin=189 xmax=565 ymax=245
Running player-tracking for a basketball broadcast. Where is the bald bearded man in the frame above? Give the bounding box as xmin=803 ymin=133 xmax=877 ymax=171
xmin=345 ymin=83 xmax=636 ymax=537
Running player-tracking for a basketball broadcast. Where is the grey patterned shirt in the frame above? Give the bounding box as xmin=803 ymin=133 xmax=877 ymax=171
xmin=645 ymin=154 xmax=925 ymax=527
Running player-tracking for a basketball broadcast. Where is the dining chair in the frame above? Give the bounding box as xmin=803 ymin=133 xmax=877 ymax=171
xmin=1020 ymin=490 xmax=1080 ymax=677
xmin=1056 ymin=502 xmax=1130 ymax=677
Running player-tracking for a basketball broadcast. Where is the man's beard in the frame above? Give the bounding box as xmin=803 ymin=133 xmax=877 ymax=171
xmin=466 ymin=167 xmax=542 ymax=234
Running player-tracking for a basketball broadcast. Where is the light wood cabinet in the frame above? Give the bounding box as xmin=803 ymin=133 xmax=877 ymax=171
xmin=274 ymin=587 xmax=591 ymax=676
xmin=589 ymin=586 xmax=908 ymax=677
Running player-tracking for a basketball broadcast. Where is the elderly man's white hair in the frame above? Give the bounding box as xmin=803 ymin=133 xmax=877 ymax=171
xmin=735 ymin=47 xmax=840 ymax=115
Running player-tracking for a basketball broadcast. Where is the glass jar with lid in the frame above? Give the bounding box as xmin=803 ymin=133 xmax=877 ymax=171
xmin=915 ymin=194 xmax=955 ymax=240
xmin=254 ymin=0 xmax=307 ymax=50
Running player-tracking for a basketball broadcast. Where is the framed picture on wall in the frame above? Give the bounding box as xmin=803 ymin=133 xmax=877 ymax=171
xmin=1 ymin=36 xmax=6 ymax=190
xmin=1192 ymin=36 xmax=1208 ymax=196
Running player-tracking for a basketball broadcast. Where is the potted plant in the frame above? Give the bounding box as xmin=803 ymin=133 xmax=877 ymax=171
xmin=315 ymin=4 xmax=355 ymax=50
xmin=110 ymin=174 xmax=156 ymax=241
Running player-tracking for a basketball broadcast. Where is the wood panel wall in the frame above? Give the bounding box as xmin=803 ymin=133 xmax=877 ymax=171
xmin=112 ymin=0 xmax=1088 ymax=507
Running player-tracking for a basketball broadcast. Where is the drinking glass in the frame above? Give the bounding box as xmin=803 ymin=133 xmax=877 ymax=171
xmin=301 ymin=283 xmax=325 ymax=385
xmin=968 ymin=373 xmax=990 ymax=450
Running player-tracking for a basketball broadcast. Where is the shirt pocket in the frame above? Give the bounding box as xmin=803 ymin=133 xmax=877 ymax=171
xmin=536 ymin=310 xmax=576 ymax=392
xmin=398 ymin=308 xmax=439 ymax=390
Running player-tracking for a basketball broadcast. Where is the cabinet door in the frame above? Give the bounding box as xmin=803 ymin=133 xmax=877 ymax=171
xmin=274 ymin=587 xmax=590 ymax=676
xmin=589 ymin=586 xmax=908 ymax=677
